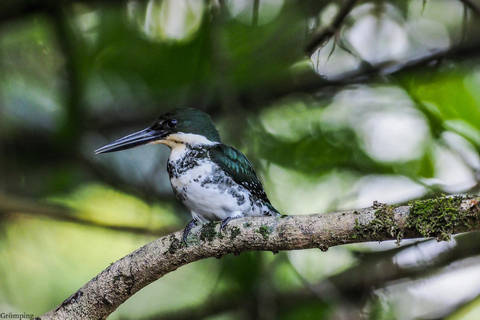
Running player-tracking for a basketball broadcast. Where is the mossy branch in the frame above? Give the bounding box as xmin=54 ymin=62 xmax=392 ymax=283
xmin=38 ymin=195 xmax=480 ymax=320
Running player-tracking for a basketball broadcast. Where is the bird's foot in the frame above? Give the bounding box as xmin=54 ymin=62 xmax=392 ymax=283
xmin=220 ymin=216 xmax=233 ymax=232
xmin=183 ymin=219 xmax=198 ymax=244
xmin=219 ymin=215 xmax=244 ymax=234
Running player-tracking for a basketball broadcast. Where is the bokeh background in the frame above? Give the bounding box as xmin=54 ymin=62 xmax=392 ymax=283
xmin=2 ymin=0 xmax=480 ymax=319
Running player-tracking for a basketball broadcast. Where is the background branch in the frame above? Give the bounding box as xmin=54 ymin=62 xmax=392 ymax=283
xmin=39 ymin=195 xmax=480 ymax=319
xmin=0 ymin=194 xmax=176 ymax=236
xmin=304 ymin=0 xmax=358 ymax=56
xmin=460 ymin=0 xmax=480 ymax=15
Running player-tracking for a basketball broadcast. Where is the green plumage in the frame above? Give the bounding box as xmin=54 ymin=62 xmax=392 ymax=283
xmin=154 ymin=108 xmax=221 ymax=142
xmin=208 ymin=144 xmax=273 ymax=205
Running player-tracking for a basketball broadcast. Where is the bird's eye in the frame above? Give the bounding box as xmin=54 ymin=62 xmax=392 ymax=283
xmin=166 ymin=119 xmax=178 ymax=128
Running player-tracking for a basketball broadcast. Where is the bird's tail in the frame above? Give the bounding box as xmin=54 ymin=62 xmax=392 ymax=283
xmin=266 ymin=203 xmax=282 ymax=216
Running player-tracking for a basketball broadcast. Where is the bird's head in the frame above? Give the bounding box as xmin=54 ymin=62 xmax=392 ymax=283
xmin=95 ymin=108 xmax=221 ymax=154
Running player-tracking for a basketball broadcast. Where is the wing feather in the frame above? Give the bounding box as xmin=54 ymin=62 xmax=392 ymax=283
xmin=208 ymin=144 xmax=270 ymax=203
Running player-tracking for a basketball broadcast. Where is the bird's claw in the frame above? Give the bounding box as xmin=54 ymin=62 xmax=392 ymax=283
xmin=219 ymin=216 xmax=233 ymax=232
xmin=183 ymin=219 xmax=198 ymax=244
xmin=183 ymin=216 xmax=237 ymax=244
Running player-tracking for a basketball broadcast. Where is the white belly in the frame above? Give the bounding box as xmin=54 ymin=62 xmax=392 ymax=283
xmin=170 ymin=161 xmax=265 ymax=222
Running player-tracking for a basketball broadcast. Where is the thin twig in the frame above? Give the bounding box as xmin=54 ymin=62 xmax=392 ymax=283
xmin=252 ymin=0 xmax=260 ymax=26
xmin=304 ymin=0 xmax=358 ymax=56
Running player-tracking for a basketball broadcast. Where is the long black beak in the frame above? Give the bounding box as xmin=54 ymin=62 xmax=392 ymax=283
xmin=95 ymin=128 xmax=168 ymax=154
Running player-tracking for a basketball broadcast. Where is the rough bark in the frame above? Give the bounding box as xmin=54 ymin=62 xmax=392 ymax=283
xmin=38 ymin=195 xmax=480 ymax=320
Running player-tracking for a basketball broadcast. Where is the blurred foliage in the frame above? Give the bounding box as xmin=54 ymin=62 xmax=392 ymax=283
xmin=2 ymin=0 xmax=480 ymax=319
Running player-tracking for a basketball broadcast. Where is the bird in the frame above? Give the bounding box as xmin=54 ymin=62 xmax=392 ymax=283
xmin=95 ymin=108 xmax=280 ymax=242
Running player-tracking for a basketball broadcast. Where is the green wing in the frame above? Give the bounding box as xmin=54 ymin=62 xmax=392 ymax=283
xmin=208 ymin=144 xmax=271 ymax=203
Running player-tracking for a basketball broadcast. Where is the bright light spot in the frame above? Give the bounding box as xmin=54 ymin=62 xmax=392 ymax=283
xmin=406 ymin=18 xmax=450 ymax=52
xmin=443 ymin=131 xmax=480 ymax=170
xmin=322 ymin=86 xmax=416 ymax=129
xmin=355 ymin=175 xmax=426 ymax=208
xmin=360 ymin=111 xmax=429 ymax=162
xmin=226 ymin=0 xmax=284 ymax=25
xmin=260 ymin=101 xmax=323 ymax=142
xmin=73 ymin=6 xmax=100 ymax=46
xmin=310 ymin=3 xmax=361 ymax=78
xmin=431 ymin=138 xmax=477 ymax=192
xmin=319 ymin=3 xmax=340 ymax=26
xmin=128 ymin=0 xmax=204 ymax=42
xmin=409 ymin=265 xmax=480 ymax=310
xmin=288 ymin=247 xmax=354 ymax=283
xmin=322 ymin=86 xmax=430 ymax=163
xmin=393 ymin=239 xmax=456 ymax=268
xmin=346 ymin=12 xmax=409 ymax=64
xmin=408 ymin=0 xmax=465 ymax=34
xmin=50 ymin=184 xmax=179 ymax=228
xmin=445 ymin=119 xmax=480 ymax=147
xmin=311 ymin=38 xmax=360 ymax=80
xmin=266 ymin=164 xmax=359 ymax=214
xmin=377 ymin=257 xmax=480 ymax=320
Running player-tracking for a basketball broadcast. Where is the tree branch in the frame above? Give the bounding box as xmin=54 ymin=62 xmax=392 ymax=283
xmin=37 ymin=195 xmax=480 ymax=319
xmin=460 ymin=0 xmax=480 ymax=16
xmin=150 ymin=232 xmax=480 ymax=320
xmin=304 ymin=0 xmax=358 ymax=56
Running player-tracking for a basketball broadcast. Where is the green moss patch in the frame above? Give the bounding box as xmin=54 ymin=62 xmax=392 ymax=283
xmin=230 ymin=226 xmax=241 ymax=240
xmin=256 ymin=225 xmax=273 ymax=240
xmin=166 ymin=234 xmax=182 ymax=255
xmin=406 ymin=195 xmax=468 ymax=241
xmin=199 ymin=222 xmax=218 ymax=242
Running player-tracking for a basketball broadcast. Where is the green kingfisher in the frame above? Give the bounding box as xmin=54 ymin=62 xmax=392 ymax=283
xmin=95 ymin=108 xmax=280 ymax=242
